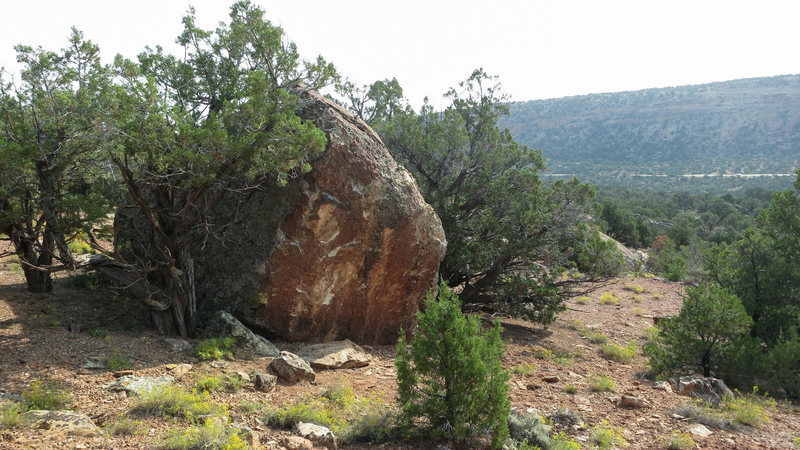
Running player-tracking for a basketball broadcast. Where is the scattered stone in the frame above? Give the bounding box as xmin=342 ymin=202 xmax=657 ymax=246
xmin=688 ymin=423 xmax=713 ymax=437
xmin=166 ymin=363 xmax=193 ymax=377
xmin=670 ymin=376 xmax=734 ymax=405
xmin=230 ymin=423 xmax=257 ymax=448
xmin=163 ymin=338 xmax=193 ymax=353
xmin=542 ymin=375 xmax=561 ymax=383
xmin=202 ymin=311 xmax=280 ymax=358
xmin=296 ymin=340 xmax=372 ymax=370
xmin=618 ymin=395 xmax=649 ymax=409
xmin=277 ymin=436 xmax=313 ymax=450
xmin=652 ymin=315 xmax=673 ymax=325
xmin=21 ymin=410 xmax=101 ymax=437
xmin=254 ymin=372 xmax=277 ymax=392
xmin=113 ymin=370 xmax=134 ymax=378
xmin=235 ymin=371 xmax=251 ymax=383
xmin=269 ymin=351 xmax=315 ymax=383
xmin=106 ymin=375 xmax=173 ymax=396
xmin=526 ymin=383 xmax=541 ymax=390
xmin=79 ymin=356 xmax=107 ymax=370
xmin=652 ymin=381 xmax=672 ymax=392
xmin=295 ymin=421 xmax=336 ymax=449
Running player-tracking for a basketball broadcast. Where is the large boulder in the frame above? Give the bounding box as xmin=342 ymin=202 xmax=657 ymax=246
xmin=202 ymin=310 xmax=280 ymax=358
xmin=191 ymin=89 xmax=446 ymax=344
xmin=115 ymin=88 xmax=446 ymax=344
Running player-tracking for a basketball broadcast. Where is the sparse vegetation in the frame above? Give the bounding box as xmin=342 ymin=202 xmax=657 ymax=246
xmin=506 ymin=412 xmax=551 ymax=449
xmin=161 ymin=417 xmax=249 ymax=450
xmin=590 ymin=375 xmax=616 ymax=392
xmin=564 ymin=384 xmax=578 ymax=394
xmin=589 ymin=332 xmax=610 ymax=344
xmin=623 ymin=283 xmax=644 ymax=294
xmin=664 ymin=431 xmax=695 ymax=450
xmin=194 ymin=337 xmax=235 ymax=361
xmin=22 ymin=379 xmax=74 ymax=411
xmin=129 ymin=386 xmax=225 ymax=423
xmin=0 ymin=401 xmax=22 ymax=429
xmin=576 ymin=296 xmax=590 ymax=304
xmin=598 ymin=292 xmax=620 ymax=306
xmin=601 ymin=342 xmax=638 ymax=363
xmin=632 ymin=307 xmax=645 ymax=316
xmin=104 ymin=415 xmax=148 ymax=436
xmin=105 ymin=348 xmax=132 ymax=370
xmin=512 ymin=363 xmax=535 ymax=375
xmin=591 ymin=420 xmax=628 ymax=449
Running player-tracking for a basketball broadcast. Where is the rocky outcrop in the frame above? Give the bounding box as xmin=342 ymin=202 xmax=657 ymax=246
xmin=670 ymin=376 xmax=734 ymax=405
xmin=599 ymin=231 xmax=648 ymax=270
xmin=21 ymin=410 xmax=102 ymax=437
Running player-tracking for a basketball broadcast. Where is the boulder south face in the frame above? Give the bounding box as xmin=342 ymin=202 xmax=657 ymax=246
xmin=248 ymin=88 xmax=446 ymax=343
xmin=185 ymin=88 xmax=446 ymax=344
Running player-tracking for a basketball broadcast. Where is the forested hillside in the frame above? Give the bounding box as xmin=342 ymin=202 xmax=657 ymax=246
xmin=502 ymin=75 xmax=800 ymax=191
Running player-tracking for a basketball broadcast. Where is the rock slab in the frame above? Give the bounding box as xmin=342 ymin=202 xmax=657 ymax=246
xmin=670 ymin=375 xmax=733 ymax=405
xmin=269 ymin=351 xmax=315 ymax=383
xmin=296 ymin=422 xmax=337 ymax=449
xmin=22 ymin=410 xmax=101 ymax=437
xmin=107 ymin=375 xmax=173 ymax=396
xmin=296 ymin=340 xmax=371 ymax=370
xmin=202 ymin=310 xmax=279 ymax=357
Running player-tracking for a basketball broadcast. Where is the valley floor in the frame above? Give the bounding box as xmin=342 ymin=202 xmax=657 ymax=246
xmin=0 ymin=262 xmax=798 ymax=449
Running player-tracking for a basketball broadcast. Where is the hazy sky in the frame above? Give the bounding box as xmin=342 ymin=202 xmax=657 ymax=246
xmin=2 ymin=1 xmax=799 ymax=109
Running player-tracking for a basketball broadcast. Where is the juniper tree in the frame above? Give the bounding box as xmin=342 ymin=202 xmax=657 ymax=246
xmin=0 ymin=29 xmax=115 ymax=292
xmin=396 ymin=283 xmax=510 ymax=448
xmin=107 ymin=1 xmax=337 ymax=336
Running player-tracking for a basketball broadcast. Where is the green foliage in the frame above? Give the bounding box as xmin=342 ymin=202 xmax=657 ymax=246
xmin=650 ymin=238 xmax=687 ymax=281
xmin=644 ymin=284 xmax=752 ymax=377
xmin=264 ymin=382 xmax=396 ymax=444
xmin=632 ymin=307 xmax=645 ymax=316
xmin=507 ymin=413 xmax=551 ymax=449
xmin=589 ymin=333 xmax=610 ymax=344
xmin=129 ymin=386 xmax=224 ymax=423
xmin=550 ymin=431 xmax=582 ymax=450
xmin=105 ymin=348 xmax=132 ymax=370
xmin=591 ymin=420 xmax=628 ymax=449
xmin=108 ymin=0 xmax=337 ymax=337
xmin=590 ymin=375 xmax=616 ymax=392
xmin=22 ymin=379 xmax=74 ymax=410
xmin=576 ymin=296 xmax=590 ymax=304
xmin=721 ymin=388 xmax=775 ymax=427
xmin=0 ymin=401 xmax=22 ymax=429
xmin=0 ymin=28 xmax=116 ymax=292
xmin=664 ymin=431 xmax=695 ymax=450
xmin=395 ymin=283 xmax=510 ymax=447
xmin=511 ymin=364 xmax=535 ymax=375
xmin=598 ymin=293 xmax=620 ymax=306
xmin=196 ymin=375 xmax=224 ymax=393
xmin=238 ymin=400 xmax=265 ymax=416
xmin=601 ymin=342 xmax=637 ymax=363
xmin=88 ymin=328 xmax=109 ymax=339
xmin=195 ymin=337 xmax=235 ymax=361
xmin=623 ymin=283 xmax=644 ymax=293
xmin=355 ymin=69 xmax=622 ymax=325
xmin=564 ymin=384 xmax=578 ymax=394
xmin=161 ymin=417 xmax=249 ymax=450
xmin=104 ymin=415 xmax=148 ymax=436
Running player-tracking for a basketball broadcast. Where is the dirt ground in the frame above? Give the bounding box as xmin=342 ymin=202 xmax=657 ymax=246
xmin=1 ymin=259 xmax=799 ymax=449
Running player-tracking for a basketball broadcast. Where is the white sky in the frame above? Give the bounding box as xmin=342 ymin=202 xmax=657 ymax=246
xmin=2 ymin=1 xmax=799 ymax=109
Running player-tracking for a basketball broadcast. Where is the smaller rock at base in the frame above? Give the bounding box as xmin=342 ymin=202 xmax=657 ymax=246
xmin=542 ymin=375 xmax=560 ymax=383
xmin=296 ymin=340 xmax=371 ymax=370
xmin=163 ymin=338 xmax=193 ymax=353
xmin=295 ymin=422 xmax=336 ymax=449
xmin=21 ymin=410 xmax=101 ymax=437
xmin=166 ymin=363 xmax=192 ymax=377
xmin=113 ymin=370 xmax=134 ymax=378
xmin=688 ymin=423 xmax=713 ymax=437
xmin=278 ymin=435 xmax=313 ymax=450
xmin=269 ymin=352 xmax=315 ymax=383
xmin=253 ymin=372 xmax=277 ymax=392
xmin=652 ymin=381 xmax=672 ymax=392
xmin=618 ymin=395 xmax=649 ymax=409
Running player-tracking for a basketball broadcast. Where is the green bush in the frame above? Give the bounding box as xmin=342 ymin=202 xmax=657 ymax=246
xmin=195 ymin=337 xmax=235 ymax=360
xmin=507 ymin=413 xmax=550 ymax=449
xmin=106 ymin=348 xmax=132 ymax=370
xmin=664 ymin=431 xmax=695 ymax=450
xmin=196 ymin=375 xmax=224 ymax=393
xmin=590 ymin=375 xmax=616 ymax=392
xmin=650 ymin=238 xmax=687 ymax=281
xmin=129 ymin=386 xmax=224 ymax=423
xmin=598 ymin=292 xmax=620 ymax=305
xmin=0 ymin=401 xmax=22 ymax=429
xmin=395 ymin=282 xmax=510 ymax=448
xmin=644 ymin=284 xmax=752 ymax=377
xmin=601 ymin=342 xmax=638 ymax=363
xmin=591 ymin=420 xmax=628 ymax=449
xmin=104 ymin=415 xmax=148 ymax=436
xmin=161 ymin=417 xmax=249 ymax=450
xmin=22 ymin=379 xmax=74 ymax=410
